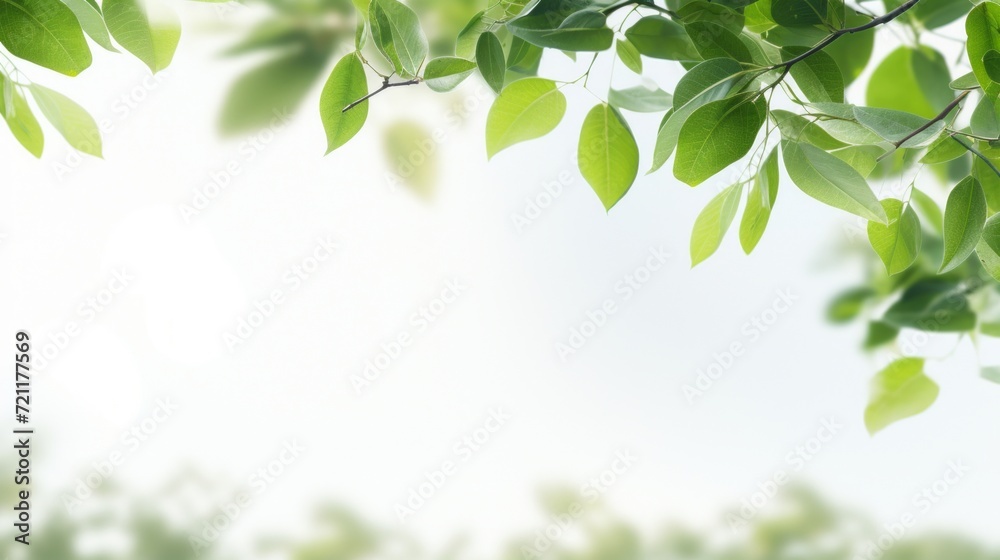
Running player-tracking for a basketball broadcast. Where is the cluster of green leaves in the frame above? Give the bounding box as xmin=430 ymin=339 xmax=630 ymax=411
xmin=319 ymin=0 xmax=1000 ymax=434
xmin=0 ymin=0 xmax=181 ymax=157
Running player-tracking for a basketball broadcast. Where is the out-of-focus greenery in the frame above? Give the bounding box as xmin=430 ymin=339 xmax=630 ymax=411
xmin=2 ymin=470 xmax=997 ymax=560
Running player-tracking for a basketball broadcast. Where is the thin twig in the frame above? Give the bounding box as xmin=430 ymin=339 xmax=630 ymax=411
xmin=893 ymin=90 xmax=970 ymax=149
xmin=343 ymin=77 xmax=421 ymax=113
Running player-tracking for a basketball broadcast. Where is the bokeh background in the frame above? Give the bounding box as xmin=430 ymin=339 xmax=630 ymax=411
xmin=1 ymin=1 xmax=999 ymax=558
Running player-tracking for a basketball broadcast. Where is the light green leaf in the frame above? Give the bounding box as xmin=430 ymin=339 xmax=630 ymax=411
xmin=782 ymin=140 xmax=887 ymax=223
xmin=0 ymin=73 xmax=43 ymax=157
xmin=691 ymin=183 xmax=742 ymax=266
xmin=739 ymin=146 xmax=778 ymax=254
xmin=674 ymin=96 xmax=762 ymax=187
xmin=865 ymin=358 xmax=938 ymax=435
xmin=423 ymin=57 xmax=476 ymax=92
xmin=476 ymin=31 xmax=505 ymax=94
xmin=976 ymin=213 xmax=1000 ymax=282
xmin=61 ymin=0 xmax=117 ymax=51
xmin=456 ymin=10 xmax=487 ymax=59
xmin=0 ymin=0 xmax=92 ymax=76
xmin=370 ymin=0 xmax=428 ymax=78
xmin=578 ymin=103 xmax=639 ymax=211
xmin=608 ymin=85 xmax=671 ymax=113
xmin=867 ymin=198 xmax=920 ymax=276
xmin=853 ymin=106 xmax=944 ymax=148
xmin=623 ymin=16 xmax=697 ymax=61
xmin=940 ymin=176 xmax=987 ymax=272
xmin=319 ymin=53 xmax=368 ymax=154
xmin=104 ymin=0 xmax=180 ymax=73
xmin=910 ymin=187 xmax=943 ymax=236
xmin=616 ymin=38 xmax=642 ymax=74
xmin=967 ymin=2 xmax=1000 ymax=96
xmin=29 ymin=83 xmax=100 ymax=157
xmin=486 ymin=78 xmax=565 ymax=159
xmin=782 ymin=46 xmax=843 ymax=103
xmin=950 ymin=71 xmax=980 ymax=91
xmin=866 ymin=46 xmax=953 ymax=119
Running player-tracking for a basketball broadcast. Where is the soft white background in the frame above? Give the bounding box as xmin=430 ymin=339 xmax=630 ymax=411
xmin=1 ymin=4 xmax=997 ymax=556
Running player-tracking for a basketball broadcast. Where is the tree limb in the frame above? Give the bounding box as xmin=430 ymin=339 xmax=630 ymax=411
xmin=343 ymin=76 xmax=422 ymax=113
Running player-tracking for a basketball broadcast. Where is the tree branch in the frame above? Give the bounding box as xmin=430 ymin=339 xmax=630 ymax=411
xmin=343 ymin=76 xmax=422 ymax=113
xmin=768 ymin=0 xmax=921 ymax=71
xmin=893 ymin=90 xmax=970 ymax=149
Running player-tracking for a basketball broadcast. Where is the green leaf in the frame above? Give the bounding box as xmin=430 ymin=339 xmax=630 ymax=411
xmin=864 ymin=321 xmax=899 ymax=349
xmin=739 ymin=146 xmax=778 ymax=254
xmin=608 ymin=85 xmax=671 ymax=113
xmin=882 ymin=280 xmax=977 ymax=332
xmin=910 ymin=187 xmax=943 ymax=236
xmin=921 ymin=133 xmax=968 ymax=165
xmin=507 ymin=9 xmax=613 ymax=51
xmin=691 ymin=183 xmax=742 ymax=266
xmin=623 ymin=16 xmax=697 ymax=61
xmin=370 ymin=0 xmax=428 ymax=78
xmin=650 ymin=58 xmax=745 ymax=173
xmin=866 ymin=46 xmax=953 ymax=119
xmin=476 ymin=31 xmax=505 ymax=94
xmin=423 ymin=57 xmax=476 ymax=92
xmin=0 ymin=73 xmax=43 ymax=157
xmin=456 ymin=10 xmax=487 ymax=59
xmin=686 ymin=21 xmax=750 ymax=62
xmin=674 ymin=97 xmax=763 ymax=187
xmin=826 ymin=287 xmax=874 ymax=323
xmin=219 ymin=50 xmax=327 ymax=136
xmin=940 ymin=176 xmax=987 ymax=273
xmin=0 ymin=0 xmax=92 ymax=76
xmin=982 ymin=366 xmax=1000 ymax=384
xmin=616 ymin=38 xmax=642 ymax=74
xmin=782 ymin=46 xmax=843 ymax=103
xmin=865 ymin=358 xmax=938 ymax=435
xmin=486 ymin=77 xmax=565 ymax=159
xmin=28 ymin=83 xmax=100 ymax=157
xmin=950 ymin=71 xmax=980 ymax=91
xmin=61 ymin=0 xmax=117 ymax=51
xmin=104 ymin=0 xmax=179 ymax=73
xmin=853 ymin=106 xmax=944 ymax=148
xmin=867 ymin=199 xmax=921 ymax=276
xmin=782 ymin=140 xmax=887 ymax=223
xmin=976 ymin=213 xmax=1000 ymax=282
xmin=967 ymin=2 xmax=1000 ymax=97
xmin=319 ymin=53 xmax=368 ymax=154
xmin=770 ymin=0 xmax=826 ymax=27
xmin=578 ymin=103 xmax=639 ymax=211
xmin=673 ymin=57 xmax=744 ymax=110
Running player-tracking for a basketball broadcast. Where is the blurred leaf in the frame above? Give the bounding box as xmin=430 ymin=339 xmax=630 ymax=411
xmin=0 ymin=73 xmax=44 ymax=157
xmin=865 ymin=357 xmax=938 ymax=435
xmin=29 ymin=83 xmax=101 ymax=157
xmin=220 ymin=48 xmax=329 ymax=135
